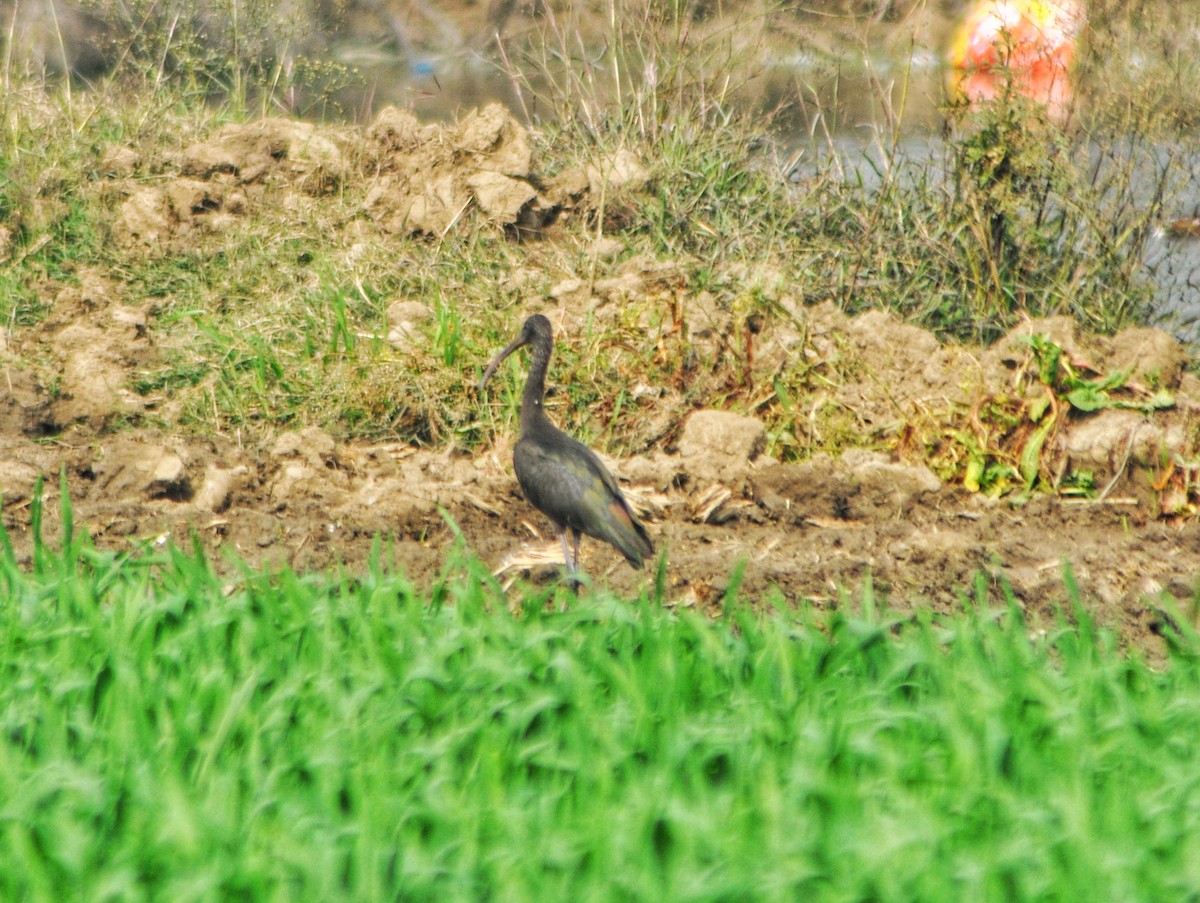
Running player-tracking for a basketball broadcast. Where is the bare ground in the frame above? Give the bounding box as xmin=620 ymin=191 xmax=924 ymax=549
xmin=3 ymin=371 xmax=1198 ymax=655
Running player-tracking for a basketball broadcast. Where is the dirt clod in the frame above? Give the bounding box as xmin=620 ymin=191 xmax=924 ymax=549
xmin=363 ymin=102 xmax=552 ymax=236
xmin=586 ymin=148 xmax=651 ymax=194
xmin=678 ymin=409 xmax=768 ymax=482
xmin=178 ymin=118 xmax=346 ymax=190
xmin=89 ymin=438 xmax=192 ymax=502
xmin=386 ymin=301 xmax=434 ymax=351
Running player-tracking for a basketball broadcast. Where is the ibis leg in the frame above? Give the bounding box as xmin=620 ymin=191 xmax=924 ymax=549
xmin=558 ymin=529 xmax=576 ymax=573
xmin=570 ymin=529 xmax=581 ymax=571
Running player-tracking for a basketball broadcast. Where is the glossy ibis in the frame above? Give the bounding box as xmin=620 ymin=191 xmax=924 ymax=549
xmin=480 ymin=314 xmax=654 ymax=573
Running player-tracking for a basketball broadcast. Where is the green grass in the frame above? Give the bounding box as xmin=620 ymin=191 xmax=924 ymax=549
xmin=4 ymin=511 xmax=1200 ymax=901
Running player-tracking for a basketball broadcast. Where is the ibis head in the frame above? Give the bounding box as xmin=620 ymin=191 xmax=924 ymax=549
xmin=479 ymin=314 xmax=552 ymax=394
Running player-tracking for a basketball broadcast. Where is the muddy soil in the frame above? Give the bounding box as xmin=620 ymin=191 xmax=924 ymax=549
xmin=1 ymin=411 xmax=1196 ymax=655
xmin=4 ymin=106 xmax=1200 ymax=656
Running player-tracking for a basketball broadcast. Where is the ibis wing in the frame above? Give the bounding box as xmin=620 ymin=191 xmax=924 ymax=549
xmin=574 ymin=446 xmax=654 ymax=560
xmin=512 ymin=435 xmax=605 ymax=530
xmin=513 ymin=432 xmax=653 ymax=567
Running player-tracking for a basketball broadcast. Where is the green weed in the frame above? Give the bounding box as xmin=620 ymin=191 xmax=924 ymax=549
xmin=930 ymin=333 xmax=1176 ymax=498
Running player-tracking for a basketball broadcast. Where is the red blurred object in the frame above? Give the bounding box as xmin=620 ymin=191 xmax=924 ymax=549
xmin=947 ymin=0 xmax=1084 ymax=122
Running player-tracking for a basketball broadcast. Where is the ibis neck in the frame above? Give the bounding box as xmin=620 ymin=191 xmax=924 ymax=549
xmin=519 ymin=340 xmax=552 ymax=432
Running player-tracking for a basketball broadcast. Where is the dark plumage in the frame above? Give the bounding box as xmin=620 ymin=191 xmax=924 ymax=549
xmin=480 ymin=314 xmax=654 ymax=572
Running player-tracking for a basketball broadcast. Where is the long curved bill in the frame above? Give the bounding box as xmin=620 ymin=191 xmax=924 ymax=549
xmin=479 ymin=333 xmax=529 ymax=391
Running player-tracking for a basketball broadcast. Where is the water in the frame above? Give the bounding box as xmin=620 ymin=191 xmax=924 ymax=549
xmin=805 ymin=133 xmax=1200 ymax=342
xmin=327 ymin=52 xmax=522 ymax=124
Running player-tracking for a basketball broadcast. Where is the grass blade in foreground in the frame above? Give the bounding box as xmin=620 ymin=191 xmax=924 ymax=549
xmin=2 ymin=538 xmax=1200 ymax=902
